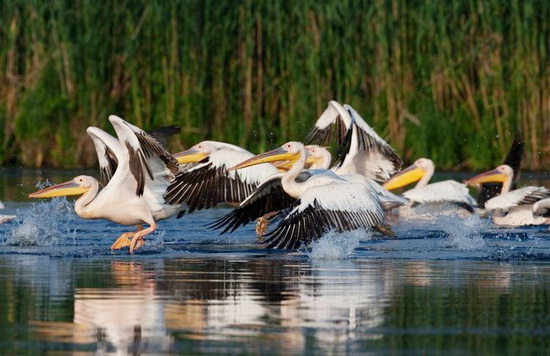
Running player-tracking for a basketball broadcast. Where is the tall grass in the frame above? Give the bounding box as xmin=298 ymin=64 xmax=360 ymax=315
xmin=0 ymin=0 xmax=549 ymax=170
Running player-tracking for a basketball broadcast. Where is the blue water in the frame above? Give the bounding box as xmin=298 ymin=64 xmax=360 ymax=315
xmin=0 ymin=192 xmax=549 ymax=353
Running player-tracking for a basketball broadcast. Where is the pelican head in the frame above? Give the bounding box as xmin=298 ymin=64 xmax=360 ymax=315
xmin=382 ymin=158 xmax=434 ymax=190
xmin=174 ymin=142 xmax=218 ymax=164
xmin=464 ymin=164 xmax=513 ymax=186
xmin=305 ymin=145 xmax=331 ymax=169
xmin=29 ymin=175 xmax=94 ymax=198
xmin=229 ymin=142 xmax=303 ymax=171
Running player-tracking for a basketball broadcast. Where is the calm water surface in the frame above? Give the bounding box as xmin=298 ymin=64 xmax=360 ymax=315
xmin=0 ymin=169 xmax=549 ymax=354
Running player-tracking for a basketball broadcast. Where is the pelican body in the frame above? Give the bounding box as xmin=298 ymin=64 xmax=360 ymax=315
xmin=382 ymin=158 xmax=477 ymax=215
xmin=465 ymin=165 xmax=550 ymax=226
xmin=29 ymin=116 xmax=181 ymax=253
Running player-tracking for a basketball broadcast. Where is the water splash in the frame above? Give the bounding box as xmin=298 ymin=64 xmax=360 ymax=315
xmin=5 ymin=198 xmax=78 ymax=246
xmin=444 ymin=214 xmax=488 ymax=250
xmin=309 ymin=230 xmax=371 ymax=260
xmin=142 ymin=230 xmax=166 ymax=253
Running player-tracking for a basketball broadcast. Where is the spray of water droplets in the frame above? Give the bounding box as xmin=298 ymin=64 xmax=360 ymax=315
xmin=309 ymin=230 xmax=372 ymax=260
xmin=443 ymin=214 xmax=489 ymax=250
xmin=5 ymin=198 xmax=78 ymax=246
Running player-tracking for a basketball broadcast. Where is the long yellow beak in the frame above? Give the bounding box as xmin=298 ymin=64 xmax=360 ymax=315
xmin=229 ymin=147 xmax=298 ymax=171
xmin=464 ymin=169 xmax=508 ymax=185
xmin=29 ymin=180 xmax=90 ymax=198
xmin=275 ymin=155 xmax=318 ymax=171
xmin=382 ymin=164 xmax=425 ymax=190
xmin=174 ymin=148 xmax=208 ymax=164
xmin=305 ymin=156 xmax=323 ymax=168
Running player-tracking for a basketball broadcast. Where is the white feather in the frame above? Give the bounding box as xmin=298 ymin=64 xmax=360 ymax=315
xmin=485 ymin=186 xmax=550 ymax=211
xmin=404 ymin=180 xmax=477 ymax=206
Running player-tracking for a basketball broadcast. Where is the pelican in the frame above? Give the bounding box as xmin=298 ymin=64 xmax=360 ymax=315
xmin=164 ymin=141 xmax=279 ymax=212
xmin=382 ymin=158 xmax=477 ymax=213
xmin=219 ymin=141 xmax=386 ymax=249
xmin=465 ymin=165 xmax=550 ymax=226
xmin=307 ymin=100 xmax=402 ymax=182
xmin=28 ymin=115 xmax=182 ymax=253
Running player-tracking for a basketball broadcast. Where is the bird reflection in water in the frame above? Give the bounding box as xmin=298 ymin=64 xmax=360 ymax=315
xmin=28 ymin=258 xmax=399 ymax=353
xmin=31 ymin=261 xmax=171 ymax=354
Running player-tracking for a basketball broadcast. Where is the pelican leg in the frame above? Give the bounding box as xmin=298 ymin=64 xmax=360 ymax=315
xmin=255 ymin=211 xmax=278 ymax=238
xmin=110 ymin=225 xmax=144 ymax=250
xmin=129 ymin=223 xmax=156 ymax=254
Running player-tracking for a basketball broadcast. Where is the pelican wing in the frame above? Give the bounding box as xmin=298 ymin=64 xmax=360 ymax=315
xmin=262 ymin=182 xmax=385 ymax=249
xmin=86 ymin=127 xmax=121 ymax=185
xmin=340 ymin=105 xmax=402 ymax=181
xmin=109 ymin=115 xmax=178 ymax=196
xmin=403 ymin=180 xmax=477 ymax=207
xmin=306 ymin=101 xmax=353 ymax=166
xmin=485 ymin=186 xmax=550 ymax=211
xmin=164 ymin=149 xmax=278 ymax=212
xmin=209 ymin=173 xmax=298 ymax=233
xmin=533 ymin=198 xmax=550 ymax=217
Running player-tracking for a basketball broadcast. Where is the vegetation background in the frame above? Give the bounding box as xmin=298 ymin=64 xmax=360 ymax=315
xmin=0 ymin=0 xmax=549 ymax=170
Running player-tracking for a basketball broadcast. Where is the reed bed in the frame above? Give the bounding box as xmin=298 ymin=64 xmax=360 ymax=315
xmin=0 ymin=0 xmax=549 ymax=170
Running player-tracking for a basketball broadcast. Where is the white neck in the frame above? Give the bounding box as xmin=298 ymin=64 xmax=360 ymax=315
xmin=501 ymin=175 xmax=512 ymax=194
xmin=281 ymin=145 xmax=307 ymax=198
xmin=74 ymin=179 xmax=100 ymax=218
xmin=416 ymin=162 xmax=434 ymax=189
xmin=311 ymin=150 xmax=332 ymax=170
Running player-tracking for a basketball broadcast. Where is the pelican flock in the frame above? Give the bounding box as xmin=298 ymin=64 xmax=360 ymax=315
xmin=24 ymin=100 xmax=550 ymax=253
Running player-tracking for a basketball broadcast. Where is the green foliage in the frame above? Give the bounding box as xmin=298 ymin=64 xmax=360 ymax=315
xmin=0 ymin=0 xmax=549 ymax=169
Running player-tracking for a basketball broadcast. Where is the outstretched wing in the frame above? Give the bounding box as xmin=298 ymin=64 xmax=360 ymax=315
xmin=164 ymin=148 xmax=278 ymax=212
xmin=339 ymin=105 xmax=402 ymax=182
xmin=306 ymin=100 xmax=353 ymax=167
xmin=262 ymin=182 xmax=385 ymax=249
xmin=86 ymin=126 xmax=122 ymax=185
xmin=109 ymin=115 xmax=179 ymax=196
xmin=208 ymin=173 xmax=297 ymax=233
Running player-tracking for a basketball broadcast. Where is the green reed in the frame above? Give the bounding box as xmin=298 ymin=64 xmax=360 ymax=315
xmin=0 ymin=0 xmax=549 ymax=170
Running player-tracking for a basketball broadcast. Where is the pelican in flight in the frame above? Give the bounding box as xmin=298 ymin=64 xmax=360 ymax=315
xmin=465 ymin=165 xmax=550 ymax=226
xmin=216 ymin=141 xmax=386 ymax=249
xmin=164 ymin=141 xmax=279 ymax=212
xmin=382 ymin=158 xmax=477 ymax=214
xmin=307 ymin=100 xmax=402 ymax=182
xmin=29 ymin=115 xmax=182 ymax=253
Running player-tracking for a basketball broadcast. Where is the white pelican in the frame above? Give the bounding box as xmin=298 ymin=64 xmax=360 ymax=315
xmin=382 ymin=158 xmax=477 ymax=213
xmin=307 ymin=100 xmax=402 ymax=182
xmin=224 ymin=141 xmax=386 ymax=249
xmin=29 ymin=115 xmax=182 ymax=253
xmin=465 ymin=165 xmax=550 ymax=226
xmin=477 ymin=136 xmax=523 ymax=207
xmin=164 ymin=141 xmax=279 ymax=212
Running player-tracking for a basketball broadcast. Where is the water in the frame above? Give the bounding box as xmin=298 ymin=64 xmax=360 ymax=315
xmin=0 ymin=170 xmax=549 ymax=353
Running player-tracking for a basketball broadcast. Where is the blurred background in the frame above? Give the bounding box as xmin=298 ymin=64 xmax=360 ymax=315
xmin=1 ymin=0 xmax=549 ymax=170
